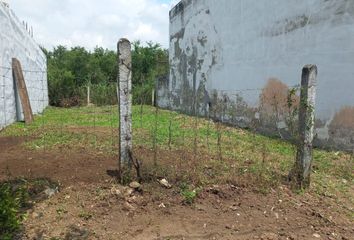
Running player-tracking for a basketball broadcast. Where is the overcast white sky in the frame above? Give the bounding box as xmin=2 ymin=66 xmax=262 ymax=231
xmin=7 ymin=0 xmax=179 ymax=50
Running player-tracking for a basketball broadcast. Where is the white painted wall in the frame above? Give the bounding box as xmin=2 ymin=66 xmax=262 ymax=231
xmin=165 ymin=0 xmax=354 ymax=150
xmin=0 ymin=2 xmax=48 ymax=129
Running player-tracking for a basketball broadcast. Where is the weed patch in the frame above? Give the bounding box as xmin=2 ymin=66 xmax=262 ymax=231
xmin=0 ymin=178 xmax=59 ymax=239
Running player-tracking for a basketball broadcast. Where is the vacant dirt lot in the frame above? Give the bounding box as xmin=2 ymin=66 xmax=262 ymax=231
xmin=1 ymin=135 xmax=353 ymax=240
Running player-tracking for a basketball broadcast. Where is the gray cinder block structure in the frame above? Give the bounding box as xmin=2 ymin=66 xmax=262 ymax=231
xmin=0 ymin=2 xmax=48 ymax=130
xmin=157 ymin=0 xmax=354 ymax=151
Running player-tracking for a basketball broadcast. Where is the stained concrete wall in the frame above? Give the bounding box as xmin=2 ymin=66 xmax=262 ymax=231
xmin=0 ymin=2 xmax=48 ymax=130
xmin=159 ymin=0 xmax=354 ymax=151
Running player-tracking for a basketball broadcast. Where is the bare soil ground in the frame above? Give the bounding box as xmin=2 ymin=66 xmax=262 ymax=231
xmin=0 ymin=136 xmax=353 ymax=240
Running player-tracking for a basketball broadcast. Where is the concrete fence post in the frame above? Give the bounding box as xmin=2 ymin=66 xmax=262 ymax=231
xmin=87 ymin=84 xmax=91 ymax=106
xmin=290 ymin=64 xmax=318 ymax=188
xmin=152 ymin=89 xmax=155 ymax=106
xmin=117 ymin=38 xmax=133 ymax=176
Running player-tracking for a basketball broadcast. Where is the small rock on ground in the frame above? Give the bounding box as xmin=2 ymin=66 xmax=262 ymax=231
xmin=159 ymin=179 xmax=172 ymax=189
xmin=129 ymin=181 xmax=141 ymax=190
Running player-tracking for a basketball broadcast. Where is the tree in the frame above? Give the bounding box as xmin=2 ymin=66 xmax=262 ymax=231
xmin=43 ymin=41 xmax=168 ymax=106
xmin=131 ymin=41 xmax=169 ymax=104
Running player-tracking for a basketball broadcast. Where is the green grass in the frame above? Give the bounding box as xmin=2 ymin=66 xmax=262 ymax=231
xmin=1 ymin=105 xmax=353 ymax=209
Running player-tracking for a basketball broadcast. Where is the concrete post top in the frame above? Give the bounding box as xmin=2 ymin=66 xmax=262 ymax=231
xmin=302 ymin=65 xmax=318 ymax=86
xmin=118 ymin=38 xmax=132 ymax=65
xmin=303 ymin=64 xmax=318 ymax=73
xmin=118 ymin=38 xmax=131 ymax=46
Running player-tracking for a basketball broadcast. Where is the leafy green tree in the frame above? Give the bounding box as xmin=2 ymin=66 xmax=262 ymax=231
xmin=43 ymin=41 xmax=168 ymax=106
xmin=132 ymin=41 xmax=169 ymax=104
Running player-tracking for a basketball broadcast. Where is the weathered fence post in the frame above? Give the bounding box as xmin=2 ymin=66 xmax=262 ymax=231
xmin=290 ymin=64 xmax=318 ymax=188
xmin=117 ymin=38 xmax=133 ymax=178
xmin=87 ymin=84 xmax=91 ymax=106
xmin=152 ymin=89 xmax=155 ymax=106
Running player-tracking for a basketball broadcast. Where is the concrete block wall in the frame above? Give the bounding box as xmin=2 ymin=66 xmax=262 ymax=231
xmin=0 ymin=2 xmax=48 ymax=130
xmin=158 ymin=0 xmax=354 ymax=151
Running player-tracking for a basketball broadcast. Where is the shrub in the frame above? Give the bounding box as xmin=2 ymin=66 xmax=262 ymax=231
xmin=330 ymin=106 xmax=354 ymax=129
xmin=76 ymin=83 xmax=118 ymax=106
xmin=0 ymin=183 xmax=24 ymax=239
xmin=179 ymin=183 xmax=199 ymax=205
xmin=0 ymin=179 xmax=54 ymax=239
xmin=133 ymin=82 xmax=154 ymax=105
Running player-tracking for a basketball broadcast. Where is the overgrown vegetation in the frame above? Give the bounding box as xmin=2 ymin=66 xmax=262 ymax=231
xmin=43 ymin=42 xmax=168 ymax=107
xmin=131 ymin=41 xmax=169 ymax=105
xmin=1 ymin=106 xmax=352 ymax=197
xmin=179 ymin=183 xmax=199 ymax=205
xmin=0 ymin=179 xmax=59 ymax=239
xmin=0 ymin=183 xmax=24 ymax=239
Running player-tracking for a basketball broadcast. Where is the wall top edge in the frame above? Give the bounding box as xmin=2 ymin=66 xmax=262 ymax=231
xmin=0 ymin=2 xmax=45 ymax=59
xmin=169 ymin=0 xmax=192 ymax=20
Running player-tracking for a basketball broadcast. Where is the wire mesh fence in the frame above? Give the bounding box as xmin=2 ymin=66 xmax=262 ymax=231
xmin=0 ymin=65 xmax=12 ymax=130
xmin=0 ymin=63 xmax=48 ymax=128
xmin=1 ymin=62 xmax=353 ymax=190
xmin=0 ymin=68 xmax=296 ymax=188
xmin=124 ymin=78 xmax=306 ymax=187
